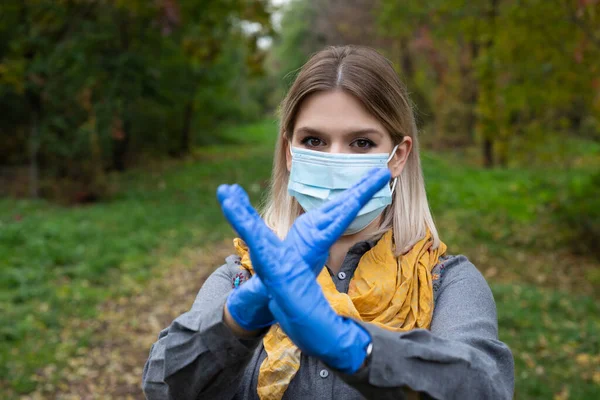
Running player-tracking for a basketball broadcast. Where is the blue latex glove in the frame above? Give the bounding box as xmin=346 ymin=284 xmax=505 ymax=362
xmin=219 ymin=168 xmax=369 ymax=331
xmin=218 ymin=167 xmax=391 ymax=373
xmin=218 ymin=183 xmax=330 ymax=331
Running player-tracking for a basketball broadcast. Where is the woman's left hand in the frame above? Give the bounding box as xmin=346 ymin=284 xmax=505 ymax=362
xmin=218 ymin=168 xmax=391 ymax=374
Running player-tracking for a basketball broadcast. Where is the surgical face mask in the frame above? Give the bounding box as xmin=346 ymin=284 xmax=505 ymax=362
xmin=288 ymin=145 xmax=398 ymax=236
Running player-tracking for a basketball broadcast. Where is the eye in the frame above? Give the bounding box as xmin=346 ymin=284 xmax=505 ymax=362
xmin=300 ymin=136 xmax=325 ymax=148
xmin=351 ymin=138 xmax=376 ymax=149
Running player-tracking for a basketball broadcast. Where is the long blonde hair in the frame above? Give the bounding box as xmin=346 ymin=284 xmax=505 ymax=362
xmin=262 ymin=45 xmax=439 ymax=255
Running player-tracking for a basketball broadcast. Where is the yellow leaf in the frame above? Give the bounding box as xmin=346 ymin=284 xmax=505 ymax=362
xmin=575 ymin=353 xmax=590 ymax=366
xmin=554 ymin=386 xmax=569 ymax=400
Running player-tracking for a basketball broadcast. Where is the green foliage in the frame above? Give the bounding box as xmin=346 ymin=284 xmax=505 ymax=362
xmin=0 ymin=119 xmax=278 ymax=394
xmin=267 ymin=0 xmax=324 ymax=101
xmin=494 ymin=283 xmax=600 ymax=399
xmin=553 ymin=171 xmax=600 ymax=260
xmin=271 ymin=0 xmax=600 ymax=166
xmin=0 ymin=0 xmax=273 ymax=197
xmin=375 ymin=0 xmax=600 ymax=166
xmin=423 ymin=136 xmax=600 ymax=264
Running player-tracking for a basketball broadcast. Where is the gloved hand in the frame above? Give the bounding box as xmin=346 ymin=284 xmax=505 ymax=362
xmin=218 ymin=167 xmax=368 ymax=331
xmin=217 ymin=183 xmax=330 ymax=331
xmin=218 ymin=184 xmax=276 ymax=331
xmin=218 ymin=167 xmax=391 ymax=373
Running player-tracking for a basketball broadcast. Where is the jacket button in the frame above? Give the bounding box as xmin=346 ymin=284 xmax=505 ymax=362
xmin=319 ymin=369 xmax=329 ymax=378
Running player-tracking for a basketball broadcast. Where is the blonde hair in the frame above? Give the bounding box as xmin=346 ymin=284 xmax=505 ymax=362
xmin=262 ymin=45 xmax=440 ymax=255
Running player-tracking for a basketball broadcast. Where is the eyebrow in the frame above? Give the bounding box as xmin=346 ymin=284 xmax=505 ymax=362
xmin=295 ymin=126 xmax=384 ymax=138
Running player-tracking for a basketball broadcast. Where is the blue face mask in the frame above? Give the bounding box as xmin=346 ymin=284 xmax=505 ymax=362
xmin=288 ymin=145 xmax=398 ymax=236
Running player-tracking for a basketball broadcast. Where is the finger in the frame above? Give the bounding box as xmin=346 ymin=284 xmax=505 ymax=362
xmin=320 ymin=167 xmax=391 ymax=215
xmin=285 ymin=223 xmax=328 ymax=276
xmin=221 ymin=196 xmax=282 ymax=279
xmin=218 ymin=184 xmax=261 ymax=218
xmin=216 ymin=183 xmax=236 ymax=205
xmin=313 ymin=168 xmax=391 ymax=241
xmin=286 ymin=168 xmax=390 ymax=262
xmin=227 ymin=275 xmax=275 ymax=330
xmin=218 ymin=185 xmax=288 ymax=285
xmin=218 ymin=184 xmax=280 ymax=252
xmin=218 ymin=184 xmax=261 ymax=230
xmin=266 ymin=267 xmax=328 ymax=322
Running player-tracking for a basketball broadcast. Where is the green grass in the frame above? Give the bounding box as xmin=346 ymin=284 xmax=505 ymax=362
xmin=1 ymin=118 xmax=598 ymax=398
xmin=495 ymin=283 xmax=600 ymax=399
xmin=0 ymin=118 xmax=279 ymax=394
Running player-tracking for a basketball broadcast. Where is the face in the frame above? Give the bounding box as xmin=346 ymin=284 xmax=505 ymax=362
xmin=286 ymin=90 xmax=412 ymax=178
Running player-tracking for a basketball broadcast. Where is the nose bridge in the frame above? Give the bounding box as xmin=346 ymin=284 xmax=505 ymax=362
xmin=329 ymin=137 xmax=349 ymax=154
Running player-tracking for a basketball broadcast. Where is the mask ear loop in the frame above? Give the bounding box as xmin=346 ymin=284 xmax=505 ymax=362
xmin=387 ymin=144 xmax=399 ymax=194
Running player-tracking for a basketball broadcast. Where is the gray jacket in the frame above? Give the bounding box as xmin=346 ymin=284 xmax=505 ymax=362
xmin=142 ymin=241 xmax=514 ymax=400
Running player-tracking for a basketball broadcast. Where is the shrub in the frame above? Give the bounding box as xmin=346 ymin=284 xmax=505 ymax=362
xmin=554 ymin=171 xmax=600 ymax=259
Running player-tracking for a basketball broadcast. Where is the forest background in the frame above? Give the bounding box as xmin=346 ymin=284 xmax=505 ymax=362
xmin=0 ymin=0 xmax=599 ymax=398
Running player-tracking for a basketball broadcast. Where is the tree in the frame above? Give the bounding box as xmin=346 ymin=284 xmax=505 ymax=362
xmin=0 ymin=0 xmax=273 ymax=199
xmin=377 ymin=0 xmax=600 ymax=166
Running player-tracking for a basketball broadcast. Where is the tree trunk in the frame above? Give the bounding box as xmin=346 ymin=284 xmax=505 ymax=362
xmin=497 ymin=141 xmax=508 ymax=167
xmin=179 ymin=100 xmax=193 ymax=156
xmin=29 ymin=109 xmax=40 ymax=198
xmin=460 ymin=39 xmax=479 ymax=143
xmin=478 ymin=0 xmax=498 ymax=168
xmin=470 ymin=42 xmax=480 ymax=132
xmin=90 ymin=112 xmax=107 ymax=193
xmin=489 ymin=0 xmax=501 ymax=167
xmin=399 ymin=37 xmax=415 ymax=82
xmin=111 ymin=116 xmax=129 ymax=171
xmin=112 ymin=12 xmax=131 ymax=172
xmin=483 ymin=137 xmax=494 ymax=168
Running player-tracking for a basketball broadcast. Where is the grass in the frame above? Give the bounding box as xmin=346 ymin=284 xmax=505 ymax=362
xmin=0 ymin=118 xmax=279 ymax=394
xmin=1 ymin=118 xmax=598 ymax=398
xmin=495 ymin=283 xmax=600 ymax=399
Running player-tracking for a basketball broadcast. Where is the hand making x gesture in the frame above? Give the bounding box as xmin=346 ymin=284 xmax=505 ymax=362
xmin=218 ymin=168 xmax=391 ymax=373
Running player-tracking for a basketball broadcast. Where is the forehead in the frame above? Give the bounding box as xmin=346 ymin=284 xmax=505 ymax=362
xmin=293 ymin=90 xmax=386 ymax=134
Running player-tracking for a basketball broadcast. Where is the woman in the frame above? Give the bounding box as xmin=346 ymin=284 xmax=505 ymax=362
xmin=142 ymin=46 xmax=514 ymax=400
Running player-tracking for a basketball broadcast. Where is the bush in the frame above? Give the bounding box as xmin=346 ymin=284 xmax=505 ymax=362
xmin=554 ymin=171 xmax=600 ymax=259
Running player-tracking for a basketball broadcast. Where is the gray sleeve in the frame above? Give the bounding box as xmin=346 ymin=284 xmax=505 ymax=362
xmin=338 ymin=255 xmax=515 ymax=400
xmin=142 ymin=256 xmax=264 ymax=400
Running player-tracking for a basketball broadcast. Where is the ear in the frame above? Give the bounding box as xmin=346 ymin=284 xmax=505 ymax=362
xmin=285 ymin=137 xmax=292 ymax=172
xmin=388 ymin=136 xmax=412 ymax=178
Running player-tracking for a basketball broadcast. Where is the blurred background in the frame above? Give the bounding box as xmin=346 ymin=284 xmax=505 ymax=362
xmin=0 ymin=0 xmax=598 ymax=398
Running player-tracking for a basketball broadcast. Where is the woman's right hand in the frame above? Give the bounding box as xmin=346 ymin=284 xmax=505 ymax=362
xmin=223 ymin=278 xmax=270 ymax=338
xmin=218 ymin=185 xmax=279 ymax=333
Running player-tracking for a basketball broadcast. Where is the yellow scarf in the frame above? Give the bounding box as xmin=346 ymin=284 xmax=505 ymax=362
xmin=233 ymin=230 xmax=447 ymax=400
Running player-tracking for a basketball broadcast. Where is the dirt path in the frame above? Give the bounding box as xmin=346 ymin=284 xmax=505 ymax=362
xmin=22 ymin=241 xmax=235 ymax=400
